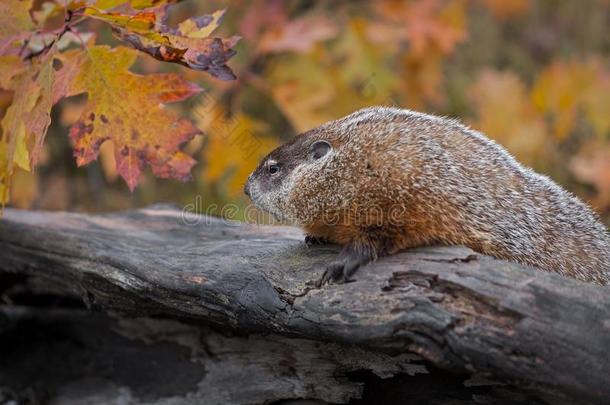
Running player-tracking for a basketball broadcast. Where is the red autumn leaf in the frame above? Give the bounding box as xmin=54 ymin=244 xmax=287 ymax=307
xmin=55 ymin=45 xmax=203 ymax=190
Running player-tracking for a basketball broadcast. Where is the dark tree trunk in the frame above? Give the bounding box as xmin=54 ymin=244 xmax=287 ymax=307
xmin=0 ymin=205 xmax=608 ymax=405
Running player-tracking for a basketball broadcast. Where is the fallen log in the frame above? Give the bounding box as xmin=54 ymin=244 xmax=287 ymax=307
xmin=0 ymin=205 xmax=609 ymax=404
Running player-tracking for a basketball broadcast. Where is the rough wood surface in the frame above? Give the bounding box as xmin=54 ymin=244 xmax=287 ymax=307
xmin=0 ymin=206 xmax=609 ymax=404
xmin=0 ymin=306 xmax=540 ymax=405
xmin=0 ymin=307 xmax=425 ymax=405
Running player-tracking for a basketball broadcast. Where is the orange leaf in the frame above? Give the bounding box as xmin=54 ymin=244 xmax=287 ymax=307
xmin=570 ymin=142 xmax=610 ymax=209
xmin=0 ymin=0 xmax=35 ymax=55
xmin=469 ymin=69 xmax=549 ymax=166
xmin=480 ymin=0 xmax=530 ymax=19
xmin=23 ymin=55 xmax=54 ymax=168
xmin=56 ymin=45 xmax=202 ymax=190
xmin=374 ymin=0 xmax=467 ymax=56
xmin=531 ymin=59 xmax=601 ymax=140
xmin=85 ymin=5 xmax=239 ymax=79
xmin=196 ymin=103 xmax=278 ymax=195
xmin=0 ymin=55 xmax=54 ymax=205
xmin=94 ymin=0 xmax=176 ymax=10
xmin=402 ymin=48 xmax=444 ymax=108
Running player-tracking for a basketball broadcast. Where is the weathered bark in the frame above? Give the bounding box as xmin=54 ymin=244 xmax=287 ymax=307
xmin=0 ymin=206 xmax=609 ymax=404
xmin=0 ymin=306 xmax=539 ymax=405
xmin=0 ymin=306 xmax=426 ymax=405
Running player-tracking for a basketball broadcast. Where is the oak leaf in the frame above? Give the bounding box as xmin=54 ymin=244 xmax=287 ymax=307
xmin=56 ymin=45 xmax=202 ymax=190
xmin=0 ymin=55 xmax=54 ymax=205
xmin=0 ymin=0 xmax=35 ymax=55
xmin=176 ymin=9 xmax=225 ymax=39
xmin=23 ymin=55 xmax=55 ymax=167
xmin=0 ymin=139 xmax=10 ymax=204
xmin=84 ymin=6 xmax=239 ymax=79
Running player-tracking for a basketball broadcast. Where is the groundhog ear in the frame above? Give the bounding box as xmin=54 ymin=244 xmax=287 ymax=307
xmin=310 ymin=140 xmax=331 ymax=160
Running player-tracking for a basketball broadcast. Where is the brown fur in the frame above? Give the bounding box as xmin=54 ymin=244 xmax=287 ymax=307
xmin=245 ymin=107 xmax=610 ymax=285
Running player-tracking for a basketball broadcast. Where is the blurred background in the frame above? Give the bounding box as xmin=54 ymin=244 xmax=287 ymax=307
xmin=5 ymin=0 xmax=610 ymax=224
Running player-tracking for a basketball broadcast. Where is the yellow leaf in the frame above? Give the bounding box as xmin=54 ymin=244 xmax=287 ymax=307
xmin=85 ymin=5 xmax=239 ymax=79
xmin=334 ymin=18 xmax=397 ymax=98
xmin=91 ymin=0 xmax=122 ymax=8
xmin=0 ymin=137 xmax=9 ymax=205
xmin=0 ymin=56 xmax=53 ymax=207
xmin=196 ymin=103 xmax=278 ymax=195
xmin=268 ymin=54 xmax=336 ymax=131
xmin=9 ymin=166 xmax=38 ymax=209
xmin=583 ymin=71 xmax=610 ymax=139
xmin=531 ymin=59 xmax=600 ymax=140
xmin=57 ymin=46 xmax=202 ymax=190
xmin=178 ymin=9 xmax=225 ymax=39
xmin=14 ymin=131 xmax=30 ymax=170
xmin=94 ymin=0 xmax=173 ymax=10
xmin=469 ymin=69 xmax=549 ymax=167
xmin=0 ymin=56 xmax=26 ymax=88
xmin=367 ymin=0 xmax=468 ymax=107
xmin=266 ymin=20 xmax=398 ymax=132
xmin=130 ymin=0 xmax=168 ymax=8
xmin=0 ymin=0 xmax=34 ymax=53
xmin=23 ymin=55 xmax=54 ymax=167
xmin=84 ymin=7 xmax=161 ymax=39
xmin=401 ymin=47 xmax=444 ymax=108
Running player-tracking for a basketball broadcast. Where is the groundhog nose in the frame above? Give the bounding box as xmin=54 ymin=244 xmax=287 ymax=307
xmin=244 ymin=181 xmax=251 ymax=198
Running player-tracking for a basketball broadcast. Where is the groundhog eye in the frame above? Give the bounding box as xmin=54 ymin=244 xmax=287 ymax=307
xmin=310 ymin=140 xmax=331 ymax=160
xmin=267 ymin=162 xmax=280 ymax=175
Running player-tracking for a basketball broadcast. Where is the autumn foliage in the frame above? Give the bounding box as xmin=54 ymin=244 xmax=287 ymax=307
xmin=0 ymin=0 xmax=237 ymax=205
xmin=1 ymin=0 xmax=609 ymax=224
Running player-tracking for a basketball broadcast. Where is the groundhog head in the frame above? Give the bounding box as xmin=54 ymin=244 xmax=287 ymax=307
xmin=244 ymin=108 xmax=401 ymax=227
xmin=244 ymin=129 xmax=339 ymax=224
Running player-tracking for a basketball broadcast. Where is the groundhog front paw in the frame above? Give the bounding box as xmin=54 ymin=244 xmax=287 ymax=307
xmin=315 ymin=259 xmax=359 ymax=287
xmin=304 ymin=235 xmax=330 ymax=247
xmin=312 ymin=239 xmax=378 ymax=288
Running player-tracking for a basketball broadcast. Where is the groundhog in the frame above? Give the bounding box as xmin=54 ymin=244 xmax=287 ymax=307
xmin=244 ymin=107 xmax=610 ymax=286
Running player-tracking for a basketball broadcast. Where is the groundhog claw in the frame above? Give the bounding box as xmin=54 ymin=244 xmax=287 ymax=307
xmin=315 ymin=262 xmax=345 ymax=287
xmin=314 ymin=253 xmax=367 ymax=287
xmin=304 ymin=235 xmax=329 ymax=247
